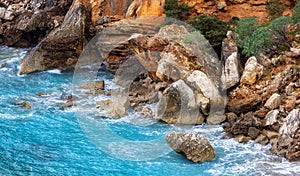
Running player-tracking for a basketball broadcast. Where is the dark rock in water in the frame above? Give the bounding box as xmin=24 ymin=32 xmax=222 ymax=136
xmin=14 ymin=101 xmax=32 ymax=109
xmin=60 ymin=101 xmax=73 ymax=108
xmin=37 ymin=92 xmax=45 ymax=96
xmin=165 ymin=132 xmax=215 ymax=162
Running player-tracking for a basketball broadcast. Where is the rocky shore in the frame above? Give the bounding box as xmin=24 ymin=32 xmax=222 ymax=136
xmin=1 ymin=0 xmax=299 ymax=162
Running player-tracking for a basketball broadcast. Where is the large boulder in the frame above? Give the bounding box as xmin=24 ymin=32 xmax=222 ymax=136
xmin=165 ymin=132 xmax=215 ymax=162
xmin=19 ymin=0 xmax=89 ymax=74
xmin=240 ymin=56 xmax=264 ymax=85
xmin=155 ymin=80 xmax=204 ymax=125
xmin=186 ymin=70 xmax=225 ymax=125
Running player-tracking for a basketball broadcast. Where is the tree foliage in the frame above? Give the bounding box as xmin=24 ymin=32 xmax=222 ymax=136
xmin=164 ymin=0 xmax=193 ymax=21
xmin=241 ymin=27 xmax=273 ymax=57
xmin=189 ymin=14 xmax=229 ymax=47
xmin=268 ymin=16 xmax=292 ymax=48
xmin=234 ymin=17 xmax=273 ymax=57
xmin=292 ymin=1 xmax=300 ymax=23
xmin=234 ymin=17 xmax=260 ymax=49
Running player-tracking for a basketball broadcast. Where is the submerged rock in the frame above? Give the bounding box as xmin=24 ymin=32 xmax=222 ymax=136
xmin=165 ymin=132 xmax=215 ymax=162
xmin=60 ymin=101 xmax=73 ymax=108
xmin=96 ymin=88 xmax=130 ymax=118
xmin=15 ymin=101 xmax=32 ymax=109
xmin=80 ymin=80 xmax=105 ymax=95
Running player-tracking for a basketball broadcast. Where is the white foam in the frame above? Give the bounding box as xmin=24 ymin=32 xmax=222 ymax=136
xmin=46 ymin=69 xmax=62 ymax=74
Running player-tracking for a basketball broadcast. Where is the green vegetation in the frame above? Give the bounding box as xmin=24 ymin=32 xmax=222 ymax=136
xmin=164 ymin=0 xmax=193 ymax=20
xmin=234 ymin=17 xmax=260 ymax=49
xmin=268 ymin=16 xmax=292 ymax=50
xmin=292 ymin=1 xmax=300 ymax=23
xmin=266 ymin=0 xmax=285 ymax=19
xmin=189 ymin=14 xmax=229 ymax=48
xmin=240 ymin=27 xmax=272 ymax=57
xmin=163 ymin=0 xmax=299 ymax=59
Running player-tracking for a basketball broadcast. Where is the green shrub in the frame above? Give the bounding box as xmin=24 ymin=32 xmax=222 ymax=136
xmin=189 ymin=14 xmax=229 ymax=47
xmin=292 ymin=1 xmax=300 ymax=23
xmin=266 ymin=0 xmax=285 ymax=19
xmin=241 ymin=27 xmax=273 ymax=57
xmin=234 ymin=17 xmax=273 ymax=57
xmin=268 ymin=16 xmax=292 ymax=48
xmin=234 ymin=17 xmax=261 ymax=49
xmin=164 ymin=0 xmax=193 ymax=21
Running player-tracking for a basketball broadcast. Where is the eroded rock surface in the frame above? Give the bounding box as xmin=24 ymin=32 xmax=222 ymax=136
xmin=165 ymin=132 xmax=215 ymax=162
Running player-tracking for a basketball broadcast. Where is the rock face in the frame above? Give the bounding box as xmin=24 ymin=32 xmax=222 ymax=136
xmin=223 ymin=43 xmax=300 ymax=162
xmin=96 ymin=89 xmax=130 ymax=118
xmin=181 ymin=0 xmax=294 ymax=22
xmin=19 ymin=0 xmax=89 ymax=74
xmin=272 ymin=109 xmax=300 ymax=161
xmin=0 ymin=0 xmax=73 ymax=47
xmin=165 ymin=132 xmax=215 ymax=162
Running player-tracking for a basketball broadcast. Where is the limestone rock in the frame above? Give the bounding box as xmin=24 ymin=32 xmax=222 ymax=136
xmin=225 ymin=112 xmax=238 ymax=124
xmin=155 ymin=80 xmax=204 ymax=125
xmin=80 ymin=81 xmax=105 ymax=95
xmin=265 ymin=109 xmax=279 ymax=126
xmin=0 ymin=7 xmax=14 ymax=20
xmin=133 ymin=104 xmax=153 ymax=118
xmin=262 ymin=130 xmax=279 ymax=140
xmin=221 ymin=52 xmax=241 ymax=89
xmin=285 ymin=96 xmax=297 ymax=112
xmin=279 ymin=109 xmax=300 ymax=137
xmin=264 ymin=93 xmax=281 ymax=110
xmin=186 ymin=70 xmax=225 ymax=125
xmin=165 ymin=132 xmax=215 ymax=162
xmin=240 ymin=57 xmax=264 ymax=85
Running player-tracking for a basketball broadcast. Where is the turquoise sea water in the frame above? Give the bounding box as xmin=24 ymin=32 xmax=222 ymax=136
xmin=1 ymin=46 xmax=300 ymax=176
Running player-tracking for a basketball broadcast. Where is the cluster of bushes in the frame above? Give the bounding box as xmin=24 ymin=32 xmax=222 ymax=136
xmin=164 ymin=0 xmax=300 ymax=58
